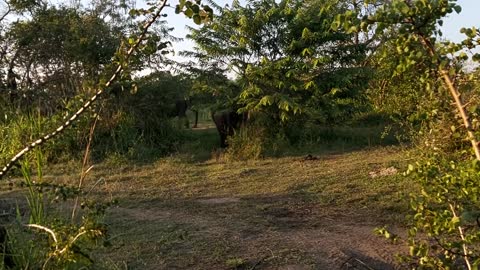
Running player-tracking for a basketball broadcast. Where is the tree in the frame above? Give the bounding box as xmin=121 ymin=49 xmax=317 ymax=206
xmin=335 ymin=0 xmax=480 ymax=267
xmin=187 ymin=0 xmax=372 ymax=123
xmin=0 ymin=0 xmax=183 ymax=115
xmin=0 ymin=0 xmax=213 ymax=177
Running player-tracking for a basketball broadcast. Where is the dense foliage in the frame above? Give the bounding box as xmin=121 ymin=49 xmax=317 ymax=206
xmin=187 ymin=0 xmax=372 ymax=123
xmin=0 ymin=0 xmax=213 ymax=268
xmin=335 ymin=0 xmax=480 ymax=268
xmin=0 ymin=0 xmax=189 ymax=165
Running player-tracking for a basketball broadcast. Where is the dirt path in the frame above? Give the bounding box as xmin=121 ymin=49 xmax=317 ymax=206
xmin=102 ymin=188 xmax=407 ymax=269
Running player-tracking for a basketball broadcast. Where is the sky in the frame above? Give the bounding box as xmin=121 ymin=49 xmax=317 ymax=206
xmin=164 ymin=0 xmax=480 ymax=62
xmin=162 ymin=0 xmax=237 ymax=59
xmin=441 ymin=0 xmax=480 ymax=42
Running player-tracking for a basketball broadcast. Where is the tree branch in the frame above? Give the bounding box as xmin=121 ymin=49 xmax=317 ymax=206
xmin=419 ymin=34 xmax=480 ymax=161
xmin=0 ymin=0 xmax=168 ymax=180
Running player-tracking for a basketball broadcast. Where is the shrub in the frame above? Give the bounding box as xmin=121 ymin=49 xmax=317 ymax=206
xmin=0 ymin=96 xmax=92 ymax=169
xmin=225 ymin=125 xmax=266 ymax=161
xmin=3 ymin=158 xmax=110 ymax=269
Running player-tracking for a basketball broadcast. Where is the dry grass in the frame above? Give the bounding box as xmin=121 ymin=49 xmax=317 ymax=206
xmin=0 ymin=127 xmax=415 ymax=269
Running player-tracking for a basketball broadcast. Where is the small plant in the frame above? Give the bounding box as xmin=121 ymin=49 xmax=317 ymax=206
xmin=403 ymin=158 xmax=480 ymax=269
xmin=20 ymin=154 xmax=45 ymax=225
xmin=4 ymin=154 xmax=111 ymax=269
xmin=334 ymin=0 xmax=480 ymax=268
xmin=225 ymin=257 xmax=247 ymax=269
xmin=225 ymin=125 xmax=265 ymax=161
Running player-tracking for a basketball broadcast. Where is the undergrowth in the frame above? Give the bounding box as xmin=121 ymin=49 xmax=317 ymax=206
xmin=2 ymin=151 xmax=112 ymax=269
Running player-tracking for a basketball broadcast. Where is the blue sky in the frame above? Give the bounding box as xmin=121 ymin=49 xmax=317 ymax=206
xmin=165 ymin=0 xmax=480 ymax=59
xmin=441 ymin=0 xmax=480 ymax=42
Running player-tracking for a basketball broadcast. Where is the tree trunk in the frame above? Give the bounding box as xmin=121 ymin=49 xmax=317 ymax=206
xmin=193 ymin=110 xmax=198 ymax=128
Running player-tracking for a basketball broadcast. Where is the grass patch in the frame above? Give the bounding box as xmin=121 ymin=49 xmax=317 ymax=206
xmin=0 ymin=124 xmax=415 ymax=269
xmin=47 ymin=146 xmax=412 ymax=268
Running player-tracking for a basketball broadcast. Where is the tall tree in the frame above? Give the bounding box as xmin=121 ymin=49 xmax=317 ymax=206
xmin=187 ymin=0 xmax=372 ymax=122
xmin=0 ymin=0 xmax=179 ymax=113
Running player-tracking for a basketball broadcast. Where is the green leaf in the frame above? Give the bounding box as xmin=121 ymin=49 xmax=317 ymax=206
xmin=193 ymin=14 xmax=202 ymax=25
xmin=397 ymin=2 xmax=410 ymax=14
xmin=408 ymin=164 xmax=414 ymax=172
xmin=184 ymin=8 xmax=194 ymax=18
xmin=468 ymin=105 xmax=477 ymax=113
xmin=304 ymin=81 xmax=315 ymax=90
xmin=331 ymin=20 xmax=340 ymax=31
xmin=451 ymin=216 xmax=460 ymax=225
xmin=192 ymin=4 xmax=200 ymax=13
xmin=259 ymin=95 xmax=274 ymax=106
xmin=301 ymin=48 xmax=312 ymax=56
xmin=473 ymin=53 xmax=480 ymax=62
xmin=453 ymin=5 xmax=462 ymax=14
xmin=302 ymin=28 xmax=310 ymax=39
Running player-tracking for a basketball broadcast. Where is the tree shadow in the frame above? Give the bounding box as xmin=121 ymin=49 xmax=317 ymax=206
xmin=106 ymin=191 xmax=404 ymax=269
xmin=339 ymin=248 xmax=397 ymax=270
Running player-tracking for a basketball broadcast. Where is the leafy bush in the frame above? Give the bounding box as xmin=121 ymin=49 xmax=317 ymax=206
xmin=223 ymin=113 xmax=290 ymax=160
xmin=403 ymin=157 xmax=480 ymax=268
xmin=0 ymin=72 xmax=191 ymax=168
xmin=90 ymin=73 xmax=191 ymax=161
xmin=92 ymin=109 xmax=185 ymax=162
xmin=225 ymin=125 xmax=266 ymax=161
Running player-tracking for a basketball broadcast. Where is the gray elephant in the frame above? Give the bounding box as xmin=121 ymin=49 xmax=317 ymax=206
xmin=211 ymin=110 xmax=248 ymax=148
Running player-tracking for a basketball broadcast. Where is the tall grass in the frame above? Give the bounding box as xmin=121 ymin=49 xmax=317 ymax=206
xmin=2 ymin=137 xmax=110 ymax=269
xmin=0 ymin=99 xmax=91 ymax=170
xmin=20 ymin=158 xmax=45 ymax=225
xmin=0 ymin=94 xmax=188 ymax=172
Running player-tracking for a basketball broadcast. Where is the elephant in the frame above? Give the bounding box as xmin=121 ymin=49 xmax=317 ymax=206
xmin=172 ymin=98 xmax=190 ymax=129
xmin=211 ymin=110 xmax=248 ymax=148
xmin=173 ymin=98 xmax=200 ymax=128
xmin=174 ymin=99 xmax=188 ymax=118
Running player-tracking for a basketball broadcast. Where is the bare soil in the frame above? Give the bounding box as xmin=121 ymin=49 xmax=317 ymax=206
xmin=105 ymin=196 xmax=405 ymax=270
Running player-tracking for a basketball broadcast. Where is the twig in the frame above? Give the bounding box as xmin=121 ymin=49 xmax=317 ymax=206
xmin=418 ymin=34 xmax=480 ymax=161
xmin=71 ymin=109 xmax=101 ymax=222
xmin=26 ymin=224 xmax=58 ymax=249
xmin=27 ymin=223 xmax=102 ymax=270
xmin=449 ymin=203 xmax=473 ymax=270
xmin=0 ymin=0 xmax=11 ymax=22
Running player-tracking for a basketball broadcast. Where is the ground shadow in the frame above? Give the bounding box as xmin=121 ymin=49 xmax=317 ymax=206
xmin=101 ymin=190 xmax=406 ymax=269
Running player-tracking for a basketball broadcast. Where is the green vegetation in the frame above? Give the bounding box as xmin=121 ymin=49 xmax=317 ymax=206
xmin=14 ymin=138 xmax=411 ymax=269
xmin=1 ymin=0 xmax=480 ymax=269
xmin=334 ymin=0 xmax=480 ymax=268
